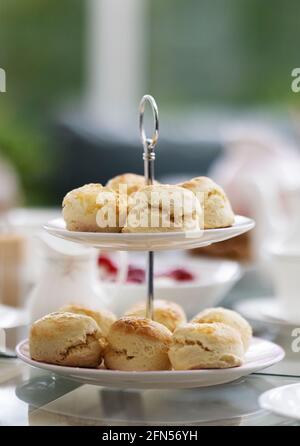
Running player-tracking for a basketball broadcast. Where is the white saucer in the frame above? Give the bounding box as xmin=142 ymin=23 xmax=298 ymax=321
xmin=16 ymin=337 xmax=284 ymax=389
xmin=44 ymin=215 xmax=255 ymax=251
xmin=262 ymin=303 xmax=300 ymax=326
xmin=235 ymin=297 xmax=300 ymax=327
xmin=259 ymin=383 xmax=300 ymax=421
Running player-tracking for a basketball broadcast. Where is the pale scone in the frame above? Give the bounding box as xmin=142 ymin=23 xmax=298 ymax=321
xmin=60 ymin=304 xmax=116 ymax=337
xmin=123 ymin=184 xmax=203 ymax=233
xmin=62 ymin=183 xmax=125 ymax=232
xmin=125 ymin=299 xmax=186 ymax=332
xmin=179 ymin=176 xmax=234 ymax=229
xmin=191 ymin=307 xmax=252 ymax=352
xmin=104 ymin=316 xmax=172 ymax=371
xmin=106 ymin=173 xmax=159 ymax=196
xmin=168 ymin=322 xmax=244 ymax=370
xmin=30 ymin=312 xmax=106 ymax=368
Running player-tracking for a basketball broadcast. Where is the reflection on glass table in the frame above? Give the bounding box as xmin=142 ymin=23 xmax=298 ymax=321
xmin=13 ymin=373 xmax=300 ymax=426
xmin=0 ymin=361 xmax=299 ymax=426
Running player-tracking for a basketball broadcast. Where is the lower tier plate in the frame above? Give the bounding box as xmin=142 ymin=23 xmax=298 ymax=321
xmin=16 ymin=337 xmax=284 ymax=389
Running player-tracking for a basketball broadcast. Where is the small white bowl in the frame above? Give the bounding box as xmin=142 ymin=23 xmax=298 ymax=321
xmin=102 ymin=257 xmax=242 ymax=318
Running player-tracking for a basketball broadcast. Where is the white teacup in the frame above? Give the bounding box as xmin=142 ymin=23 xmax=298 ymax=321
xmin=269 ymin=247 xmax=300 ymax=323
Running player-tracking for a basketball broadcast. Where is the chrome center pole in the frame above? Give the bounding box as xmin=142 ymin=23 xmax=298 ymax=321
xmin=139 ymin=95 xmax=159 ymax=319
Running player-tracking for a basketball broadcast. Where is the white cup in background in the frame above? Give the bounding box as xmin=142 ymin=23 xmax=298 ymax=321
xmin=270 ymin=247 xmax=300 ymax=323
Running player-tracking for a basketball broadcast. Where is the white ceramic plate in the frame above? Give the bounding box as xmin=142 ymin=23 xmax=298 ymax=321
xmin=16 ymin=338 xmax=284 ymax=389
xmin=259 ymin=383 xmax=300 ymax=421
xmin=235 ymin=297 xmax=298 ymax=327
xmin=44 ymin=215 xmax=255 ymax=251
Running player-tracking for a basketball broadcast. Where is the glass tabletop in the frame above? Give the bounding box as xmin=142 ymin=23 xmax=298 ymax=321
xmin=1 ymin=267 xmax=300 ymax=426
xmin=0 ymin=362 xmax=299 ymax=426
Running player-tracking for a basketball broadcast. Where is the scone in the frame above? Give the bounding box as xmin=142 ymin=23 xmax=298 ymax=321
xmin=179 ymin=176 xmax=234 ymax=229
xmin=125 ymin=299 xmax=186 ymax=332
xmin=106 ymin=173 xmax=159 ymax=196
xmin=123 ymin=184 xmax=203 ymax=233
xmin=191 ymin=307 xmax=252 ymax=352
xmin=104 ymin=316 xmax=172 ymax=371
xmin=30 ymin=312 xmax=106 ymax=368
xmin=168 ymin=322 xmax=244 ymax=370
xmin=60 ymin=304 xmax=116 ymax=337
xmin=62 ymin=183 xmax=126 ymax=232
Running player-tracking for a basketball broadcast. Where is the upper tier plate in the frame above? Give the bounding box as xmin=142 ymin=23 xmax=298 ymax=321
xmin=44 ymin=215 xmax=255 ymax=251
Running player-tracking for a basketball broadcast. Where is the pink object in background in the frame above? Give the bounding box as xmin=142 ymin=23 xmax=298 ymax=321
xmin=210 ymin=124 xmax=300 ymax=257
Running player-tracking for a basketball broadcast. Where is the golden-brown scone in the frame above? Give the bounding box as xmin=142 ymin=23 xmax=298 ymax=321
xmin=125 ymin=299 xmax=186 ymax=332
xmin=122 ymin=184 xmax=203 ymax=233
xmin=179 ymin=176 xmax=235 ymax=229
xmin=106 ymin=173 xmax=159 ymax=196
xmin=29 ymin=312 xmax=106 ymax=368
xmin=168 ymin=322 xmax=244 ymax=370
xmin=104 ymin=316 xmax=172 ymax=371
xmin=59 ymin=304 xmax=117 ymax=337
xmin=191 ymin=232 xmax=252 ymax=262
xmin=191 ymin=307 xmax=252 ymax=352
xmin=62 ymin=183 xmax=125 ymax=232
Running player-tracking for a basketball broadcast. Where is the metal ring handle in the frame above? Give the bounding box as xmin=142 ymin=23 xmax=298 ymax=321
xmin=139 ymin=95 xmax=159 ymax=150
xmin=138 ymin=95 xmax=159 ymax=321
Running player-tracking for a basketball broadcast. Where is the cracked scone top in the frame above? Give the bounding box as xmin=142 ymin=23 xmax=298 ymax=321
xmin=168 ymin=322 xmax=244 ymax=370
xmin=62 ymin=183 xmax=125 ymax=232
xmin=60 ymin=304 xmax=116 ymax=337
xmin=104 ymin=316 xmax=172 ymax=371
xmin=179 ymin=176 xmax=235 ymax=229
xmin=106 ymin=173 xmax=159 ymax=196
xmin=29 ymin=312 xmax=106 ymax=368
xmin=191 ymin=307 xmax=252 ymax=352
xmin=125 ymin=299 xmax=186 ymax=333
xmin=123 ymin=184 xmax=203 ymax=233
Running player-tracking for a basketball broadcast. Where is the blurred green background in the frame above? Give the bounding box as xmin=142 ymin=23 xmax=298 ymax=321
xmin=0 ymin=0 xmax=299 ymax=205
xmin=0 ymin=0 xmax=84 ymax=204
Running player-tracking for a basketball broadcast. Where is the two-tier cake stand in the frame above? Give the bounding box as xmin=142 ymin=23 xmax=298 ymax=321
xmin=44 ymin=95 xmax=255 ymax=320
xmin=16 ymin=96 xmax=284 ymax=389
